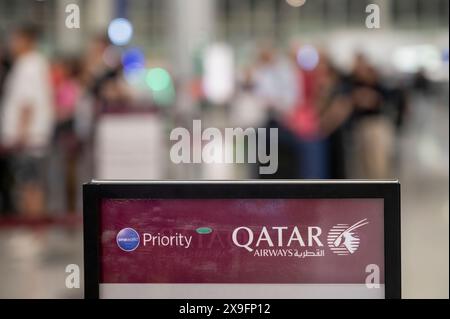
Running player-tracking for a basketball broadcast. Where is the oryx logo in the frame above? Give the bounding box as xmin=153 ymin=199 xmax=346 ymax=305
xmin=116 ymin=228 xmax=140 ymax=252
xmin=327 ymin=219 xmax=369 ymax=255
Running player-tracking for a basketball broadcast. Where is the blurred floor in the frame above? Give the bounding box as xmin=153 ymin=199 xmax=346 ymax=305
xmin=0 ymin=225 xmax=83 ymax=298
xmin=0 ymin=97 xmax=448 ymax=299
xmin=399 ymin=94 xmax=449 ymax=299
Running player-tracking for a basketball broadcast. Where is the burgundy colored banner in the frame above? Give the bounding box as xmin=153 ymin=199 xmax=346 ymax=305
xmin=100 ymin=198 xmax=384 ymax=284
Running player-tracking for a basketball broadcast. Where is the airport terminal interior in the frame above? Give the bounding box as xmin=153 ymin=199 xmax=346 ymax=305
xmin=0 ymin=0 xmax=448 ymax=298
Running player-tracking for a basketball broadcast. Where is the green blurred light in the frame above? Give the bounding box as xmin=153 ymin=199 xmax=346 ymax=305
xmin=153 ymin=83 xmax=175 ymax=106
xmin=146 ymin=68 xmax=171 ymax=92
xmin=196 ymin=227 xmax=213 ymax=234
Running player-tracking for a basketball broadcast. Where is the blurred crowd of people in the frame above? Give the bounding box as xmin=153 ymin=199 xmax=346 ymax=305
xmin=0 ymin=24 xmax=130 ymax=218
xmin=230 ymin=43 xmax=408 ymax=180
xmin=0 ymin=23 xmax=414 ymax=218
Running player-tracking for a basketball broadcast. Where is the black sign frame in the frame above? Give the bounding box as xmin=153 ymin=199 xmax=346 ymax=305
xmin=83 ymin=180 xmax=401 ymax=299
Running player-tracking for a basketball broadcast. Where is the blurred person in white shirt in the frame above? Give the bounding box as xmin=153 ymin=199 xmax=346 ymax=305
xmin=250 ymin=45 xmax=300 ymax=178
xmin=252 ymin=45 xmax=298 ymax=117
xmin=0 ymin=24 xmax=54 ymax=217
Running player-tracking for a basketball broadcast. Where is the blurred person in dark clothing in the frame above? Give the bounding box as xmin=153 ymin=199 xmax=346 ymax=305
xmin=0 ymin=41 xmax=13 ymax=214
xmin=72 ymin=35 xmax=127 ymax=210
xmin=345 ymin=62 xmax=408 ymax=177
xmin=0 ymin=24 xmax=54 ymax=217
xmin=345 ymin=54 xmax=395 ymax=179
xmin=74 ymin=35 xmax=114 ymax=147
xmin=315 ymin=55 xmax=353 ymax=179
xmin=81 ymin=35 xmax=128 ymax=113
xmin=413 ymin=67 xmax=432 ymax=95
xmin=0 ymin=43 xmax=11 ymax=97
xmin=48 ymin=57 xmax=83 ymax=213
xmin=71 ymin=35 xmax=115 ymax=211
xmin=318 ymin=54 xmax=405 ymax=179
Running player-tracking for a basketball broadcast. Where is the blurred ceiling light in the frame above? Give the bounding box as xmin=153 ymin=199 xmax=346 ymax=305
xmin=108 ymin=18 xmax=133 ymax=46
xmin=124 ymin=67 xmax=147 ymax=87
xmin=146 ymin=68 xmax=172 ymax=92
xmin=121 ymin=48 xmax=147 ymax=87
xmin=286 ymin=0 xmax=306 ymax=7
xmin=122 ymin=48 xmax=145 ymax=70
xmin=297 ymin=45 xmax=320 ymax=71
xmin=202 ymin=43 xmax=235 ymax=105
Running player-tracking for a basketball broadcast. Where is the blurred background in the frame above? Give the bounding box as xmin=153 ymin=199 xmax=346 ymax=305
xmin=0 ymin=0 xmax=448 ymax=298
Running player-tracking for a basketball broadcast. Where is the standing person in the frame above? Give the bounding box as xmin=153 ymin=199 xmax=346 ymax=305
xmin=252 ymin=44 xmax=299 ymax=179
xmin=48 ymin=57 xmax=82 ymax=214
xmin=315 ymin=55 xmax=354 ymax=179
xmin=0 ymin=40 xmax=13 ymax=214
xmin=347 ymin=54 xmax=394 ymax=179
xmin=318 ymin=54 xmax=395 ymax=179
xmin=0 ymin=24 xmax=54 ymax=217
xmin=0 ymin=41 xmax=11 ymax=97
xmin=73 ymin=34 xmax=122 ymax=211
xmin=286 ymin=47 xmax=330 ymax=179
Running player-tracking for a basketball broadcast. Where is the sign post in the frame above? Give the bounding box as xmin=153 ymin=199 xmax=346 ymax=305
xmin=83 ymin=180 xmax=401 ymax=299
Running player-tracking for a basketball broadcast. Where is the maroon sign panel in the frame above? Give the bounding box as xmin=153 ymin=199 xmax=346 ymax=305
xmin=100 ymin=198 xmax=384 ymax=284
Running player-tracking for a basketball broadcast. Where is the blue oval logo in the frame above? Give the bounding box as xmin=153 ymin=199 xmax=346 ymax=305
xmin=116 ymin=228 xmax=140 ymax=252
